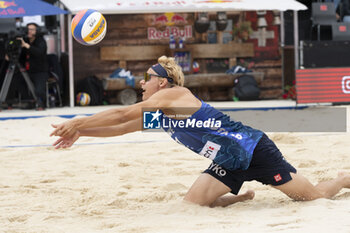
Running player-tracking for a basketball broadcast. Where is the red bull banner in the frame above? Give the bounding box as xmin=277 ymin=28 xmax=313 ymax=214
xmin=148 ymin=13 xmax=192 ymax=40
xmin=148 ymin=26 xmax=192 ymax=40
xmin=0 ymin=0 xmax=25 ymax=16
xmin=296 ymin=68 xmax=350 ymax=104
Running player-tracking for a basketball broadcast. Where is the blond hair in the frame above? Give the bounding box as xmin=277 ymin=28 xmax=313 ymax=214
xmin=158 ymin=55 xmax=185 ymax=86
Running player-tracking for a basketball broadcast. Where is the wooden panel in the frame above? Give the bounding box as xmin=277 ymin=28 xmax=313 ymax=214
xmin=102 ymin=72 xmax=264 ymax=90
xmin=100 ymin=43 xmax=254 ymax=62
xmin=259 ymin=78 xmax=282 ymax=88
xmin=184 ymin=72 xmax=264 ymax=87
xmin=253 ymin=59 xmax=282 ymax=68
xmin=103 ymin=76 xmax=143 ymax=90
xmin=119 ymin=60 xmax=127 ymax=69
xmin=73 ymin=43 xmax=115 ymax=81
xmin=260 ymin=89 xmax=283 ymax=99
xmin=229 ymin=58 xmax=237 ymax=67
xmin=100 ymin=45 xmax=169 ymax=61
xmin=185 ymin=73 xmax=236 ymax=88
xmin=187 ymin=43 xmax=254 ymax=58
xmin=254 ymin=68 xmax=282 ymax=78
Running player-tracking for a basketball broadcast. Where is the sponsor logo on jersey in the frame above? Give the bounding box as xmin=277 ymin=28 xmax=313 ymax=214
xmin=199 ymin=141 xmax=221 ymax=160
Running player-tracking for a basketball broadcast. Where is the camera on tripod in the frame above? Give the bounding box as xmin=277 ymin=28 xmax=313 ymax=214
xmin=0 ymin=29 xmax=38 ymax=108
xmin=5 ymin=30 xmax=26 ymax=62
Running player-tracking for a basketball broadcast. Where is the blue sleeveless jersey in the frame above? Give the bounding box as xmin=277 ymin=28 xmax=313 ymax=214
xmin=161 ymin=101 xmax=263 ymax=171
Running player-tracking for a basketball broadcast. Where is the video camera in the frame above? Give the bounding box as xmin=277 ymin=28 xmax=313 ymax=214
xmin=5 ymin=30 xmax=26 ymax=62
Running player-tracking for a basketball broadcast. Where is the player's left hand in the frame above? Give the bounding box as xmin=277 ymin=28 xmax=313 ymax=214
xmin=50 ymin=120 xmax=77 ymax=138
xmin=52 ymin=131 xmax=80 ymax=149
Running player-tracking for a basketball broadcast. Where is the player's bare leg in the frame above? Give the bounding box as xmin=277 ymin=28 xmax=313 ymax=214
xmin=273 ymin=172 xmax=350 ymax=201
xmin=210 ymin=190 xmax=255 ymax=208
xmin=184 ymin=173 xmax=255 ymax=207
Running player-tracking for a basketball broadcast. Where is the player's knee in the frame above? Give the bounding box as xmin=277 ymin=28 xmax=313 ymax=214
xmin=183 ymin=192 xmax=213 ymax=206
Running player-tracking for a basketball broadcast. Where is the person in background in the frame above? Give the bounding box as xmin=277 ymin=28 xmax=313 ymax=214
xmin=18 ymin=22 xmax=48 ymax=110
xmin=339 ymin=0 xmax=350 ymax=22
xmin=322 ymin=0 xmax=342 ymax=20
xmin=324 ymin=0 xmax=341 ymax=10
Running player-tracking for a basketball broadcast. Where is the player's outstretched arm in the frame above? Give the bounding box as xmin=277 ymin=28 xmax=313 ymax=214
xmin=50 ymin=89 xmax=173 ymax=139
xmin=50 ymin=107 xmax=135 ymax=138
xmin=79 ymin=118 xmax=141 ymax=137
xmin=53 ymin=118 xmax=141 ymax=149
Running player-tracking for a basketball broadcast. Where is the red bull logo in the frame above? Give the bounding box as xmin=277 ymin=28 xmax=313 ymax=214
xmin=0 ymin=0 xmax=16 ymax=8
xmin=148 ymin=26 xmax=192 ymax=40
xmin=0 ymin=0 xmax=24 ymax=16
xmin=154 ymin=13 xmax=187 ymax=26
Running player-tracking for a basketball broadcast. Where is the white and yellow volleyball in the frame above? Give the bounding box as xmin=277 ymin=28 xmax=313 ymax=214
xmin=71 ymin=9 xmax=107 ymax=46
xmin=76 ymin=92 xmax=91 ymax=106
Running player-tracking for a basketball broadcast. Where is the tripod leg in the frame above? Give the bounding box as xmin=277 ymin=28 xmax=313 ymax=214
xmin=0 ymin=63 xmax=15 ymax=103
xmin=17 ymin=64 xmax=38 ymax=102
xmin=56 ymin=83 xmax=62 ymax=107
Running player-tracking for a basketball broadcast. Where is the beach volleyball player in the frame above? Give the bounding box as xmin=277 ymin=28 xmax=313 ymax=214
xmin=50 ymin=56 xmax=350 ymax=207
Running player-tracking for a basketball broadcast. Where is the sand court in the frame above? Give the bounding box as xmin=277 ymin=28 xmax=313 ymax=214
xmin=1 ymin=102 xmax=350 ymax=233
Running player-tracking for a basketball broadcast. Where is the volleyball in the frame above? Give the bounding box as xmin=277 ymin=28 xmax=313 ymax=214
xmin=76 ymin=92 xmax=91 ymax=106
xmin=71 ymin=9 xmax=107 ymax=46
